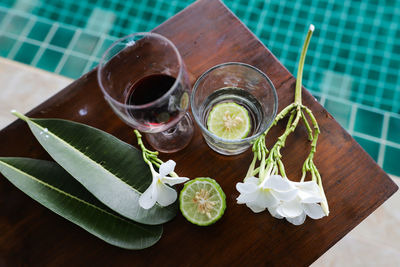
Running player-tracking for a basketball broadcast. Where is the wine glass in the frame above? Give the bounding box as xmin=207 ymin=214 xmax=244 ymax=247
xmin=97 ymin=32 xmax=194 ymax=153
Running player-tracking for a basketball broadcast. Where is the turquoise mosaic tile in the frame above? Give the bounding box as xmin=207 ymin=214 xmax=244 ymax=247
xmin=353 ymin=136 xmax=380 ymax=162
xmin=50 ymin=27 xmax=75 ymax=48
xmin=0 ymin=35 xmax=16 ymax=57
xmin=95 ymin=38 xmax=116 ymax=58
xmin=13 ymin=42 xmax=39 ymax=64
xmin=59 ymin=55 xmax=88 ymax=79
xmin=0 ymin=9 xmax=6 ymax=23
xmin=72 ymin=33 xmax=99 ymax=55
xmin=383 ymin=146 xmax=400 ymax=177
xmin=6 ymin=14 xmax=29 ymax=35
xmin=388 ymin=117 xmax=400 ymax=144
xmin=27 ymin=21 xmax=51 ymax=41
xmin=354 ymin=108 xmax=383 ymax=138
xmin=36 ymin=48 xmax=63 ymax=72
xmin=323 ymin=98 xmax=352 ymax=129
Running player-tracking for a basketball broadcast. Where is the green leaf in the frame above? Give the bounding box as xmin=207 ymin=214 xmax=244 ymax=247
xmin=12 ymin=111 xmax=177 ymax=225
xmin=0 ymin=157 xmax=162 ymax=249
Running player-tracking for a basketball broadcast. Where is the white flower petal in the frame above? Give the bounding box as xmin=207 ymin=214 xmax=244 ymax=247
xmin=292 ymin=181 xmax=323 ymax=203
xmin=297 ymin=192 xmax=323 ymax=203
xmin=156 ymin=182 xmax=177 ymax=206
xmin=159 ymin=160 xmax=176 ymax=177
xmin=256 ymin=190 xmax=279 ymax=208
xmin=277 ymin=199 xmax=303 ymax=218
xmin=246 ymin=202 xmax=266 ymax=213
xmin=294 ymin=181 xmax=320 ymax=193
xmin=162 ymin=176 xmax=189 ymax=186
xmin=286 ymin=212 xmax=306 ymax=225
xmin=236 ymin=192 xmax=257 ymax=204
xmin=271 ymin=188 xmax=298 ymax=201
xmin=139 ymin=182 xmax=157 ymax=209
xmin=303 ymin=203 xmax=326 ymax=219
xmin=236 ymin=181 xmax=258 ymax=194
xmin=245 ymin=176 xmax=259 ymax=184
xmin=265 ymin=175 xmax=293 ymax=191
xmin=268 ymin=206 xmax=284 ymax=219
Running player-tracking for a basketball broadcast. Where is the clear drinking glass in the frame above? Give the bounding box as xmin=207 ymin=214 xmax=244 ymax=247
xmin=97 ymin=32 xmax=194 ymax=153
xmin=191 ymin=62 xmax=278 ymax=155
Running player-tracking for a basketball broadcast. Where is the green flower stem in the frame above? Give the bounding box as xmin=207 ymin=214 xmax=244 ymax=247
xmin=251 ymin=166 xmax=260 ymax=176
xmin=266 ymin=107 xmax=302 ymax=166
xmin=295 ymin=25 xmax=314 ymax=105
xmin=258 ymin=24 xmax=317 ymax=179
xmin=245 ymin=153 xmax=258 ymax=179
xmin=277 ymin=159 xmax=286 ymax=178
xmin=300 ymin=106 xmax=321 ymax=181
xmin=134 ymin=130 xmax=158 ymax=165
xmin=300 ymin=110 xmax=313 ymax=141
xmin=245 ymin=25 xmax=328 ymax=217
xmin=269 ymin=103 xmax=296 ymax=128
xmin=133 ymin=130 xmax=179 ymax=177
xmin=259 ymin=149 xmax=267 ymax=181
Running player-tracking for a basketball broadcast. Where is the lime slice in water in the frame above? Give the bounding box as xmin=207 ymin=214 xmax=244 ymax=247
xmin=179 ymin=177 xmax=226 ymax=226
xmin=207 ymin=102 xmax=251 ymax=140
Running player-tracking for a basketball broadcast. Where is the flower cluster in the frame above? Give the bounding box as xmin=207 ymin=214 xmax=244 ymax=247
xmin=134 ymin=130 xmax=188 ymax=209
xmin=237 ymin=170 xmax=326 ymax=225
xmin=236 ymin=25 xmax=329 ymax=225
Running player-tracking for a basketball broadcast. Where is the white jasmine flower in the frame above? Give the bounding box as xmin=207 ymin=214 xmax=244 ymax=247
xmin=236 ymin=171 xmax=298 ymax=213
xmin=139 ymin=160 xmax=189 ymax=209
xmin=268 ymin=180 xmax=326 ymax=225
xmin=236 ymin=176 xmax=278 ymax=213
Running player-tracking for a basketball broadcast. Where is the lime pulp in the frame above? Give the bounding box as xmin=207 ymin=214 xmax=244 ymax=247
xmin=179 ymin=177 xmax=226 ymax=226
xmin=207 ymin=102 xmax=251 ymax=140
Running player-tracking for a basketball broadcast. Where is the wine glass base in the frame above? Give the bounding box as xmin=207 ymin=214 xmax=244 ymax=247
xmin=145 ymin=113 xmax=194 ymax=153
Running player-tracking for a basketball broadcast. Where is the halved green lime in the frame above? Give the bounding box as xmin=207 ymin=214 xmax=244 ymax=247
xmin=179 ymin=177 xmax=226 ymax=226
xmin=207 ymin=102 xmax=251 ymax=140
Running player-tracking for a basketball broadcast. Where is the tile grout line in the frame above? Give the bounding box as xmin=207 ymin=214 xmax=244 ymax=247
xmin=353 ymin=131 xmax=400 ymax=151
xmin=1 ymin=30 xmax=102 ymax=61
xmin=81 ymin=34 xmax=106 ymax=74
xmin=0 ymin=10 xmax=15 ymax=33
xmin=54 ymin=29 xmax=82 ymax=75
xmin=377 ymin=113 xmax=390 ymax=166
xmin=312 ymin=91 xmax=400 ymax=120
xmin=348 ymin=104 xmax=357 ymax=135
xmin=30 ymin=23 xmax=59 ymax=66
xmin=354 ymin=3 xmax=370 ymax=105
xmin=6 ymin=18 xmax=36 ymax=59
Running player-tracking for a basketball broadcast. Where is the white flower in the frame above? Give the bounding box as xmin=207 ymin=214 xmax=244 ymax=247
xmin=268 ymin=179 xmax=326 ymax=225
xmin=236 ymin=176 xmax=277 ymax=212
xmin=236 ymin=172 xmax=298 ymax=213
xmin=139 ymin=160 xmax=189 ymax=209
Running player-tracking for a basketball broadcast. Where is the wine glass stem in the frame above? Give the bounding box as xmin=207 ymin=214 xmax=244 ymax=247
xmin=145 ymin=113 xmax=194 ymax=153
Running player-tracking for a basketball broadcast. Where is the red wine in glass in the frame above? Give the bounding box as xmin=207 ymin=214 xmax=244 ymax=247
xmin=125 ymin=74 xmax=181 ymax=128
xmin=98 ymin=32 xmax=194 ymax=153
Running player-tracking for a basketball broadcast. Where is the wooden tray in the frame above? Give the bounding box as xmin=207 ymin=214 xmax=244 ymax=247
xmin=0 ymin=0 xmax=397 ymax=265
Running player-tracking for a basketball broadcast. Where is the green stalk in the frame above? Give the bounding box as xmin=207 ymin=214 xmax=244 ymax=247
xmin=295 ymin=25 xmax=314 ymax=105
xmin=245 ymin=153 xmax=257 ymax=180
xmin=134 ymin=130 xmax=178 ymax=177
xmin=300 ymin=110 xmax=313 ymax=141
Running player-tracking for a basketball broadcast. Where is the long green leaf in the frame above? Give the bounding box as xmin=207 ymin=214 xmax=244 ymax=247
xmin=0 ymin=157 xmax=162 ymax=249
xmin=12 ymin=111 xmax=177 ymax=225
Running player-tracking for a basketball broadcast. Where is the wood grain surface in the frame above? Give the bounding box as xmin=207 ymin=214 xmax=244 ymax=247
xmin=0 ymin=0 xmax=397 ymax=266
